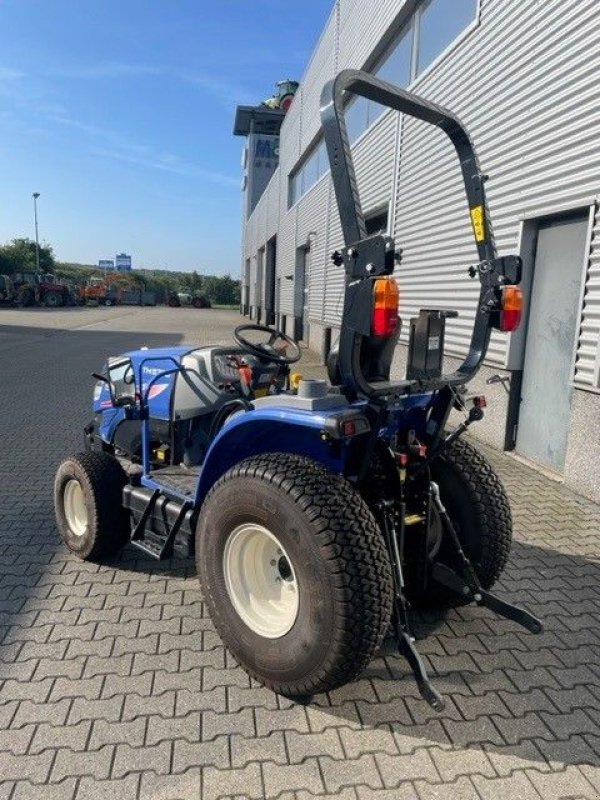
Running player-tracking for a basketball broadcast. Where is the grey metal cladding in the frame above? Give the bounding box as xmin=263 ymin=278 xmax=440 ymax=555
xmin=242 ymin=0 xmax=600 ymax=388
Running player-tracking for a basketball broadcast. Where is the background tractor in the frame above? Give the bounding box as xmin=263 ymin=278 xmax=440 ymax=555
xmin=80 ymin=273 xmax=140 ymax=306
xmin=0 ymin=274 xmax=16 ymax=306
xmin=12 ymin=271 xmax=70 ymax=307
xmin=167 ymin=290 xmax=212 ymax=308
xmin=54 ymin=70 xmax=541 ymax=710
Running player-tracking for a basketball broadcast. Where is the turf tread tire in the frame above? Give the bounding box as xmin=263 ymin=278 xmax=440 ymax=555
xmin=54 ymin=451 xmax=130 ymax=561
xmin=197 ymin=453 xmax=393 ymax=697
xmin=427 ymin=437 xmax=512 ymax=606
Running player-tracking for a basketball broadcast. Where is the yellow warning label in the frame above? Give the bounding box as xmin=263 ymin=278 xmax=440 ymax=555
xmin=470 ymin=205 xmax=486 ymax=242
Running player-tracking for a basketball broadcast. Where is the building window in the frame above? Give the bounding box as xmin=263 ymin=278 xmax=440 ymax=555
xmin=345 ymin=96 xmax=370 ymax=144
xmin=365 ymin=207 xmax=389 ymax=235
xmin=378 ymin=22 xmax=413 ymax=85
xmin=416 ymin=0 xmax=478 ymax=75
xmin=287 ymin=0 xmax=478 ymax=209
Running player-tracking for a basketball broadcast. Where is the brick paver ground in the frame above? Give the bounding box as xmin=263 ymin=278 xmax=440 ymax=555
xmin=0 ymin=306 xmax=599 ymax=799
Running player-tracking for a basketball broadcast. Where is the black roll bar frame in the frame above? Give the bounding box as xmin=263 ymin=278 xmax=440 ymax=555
xmin=319 ymin=69 xmax=514 ymax=401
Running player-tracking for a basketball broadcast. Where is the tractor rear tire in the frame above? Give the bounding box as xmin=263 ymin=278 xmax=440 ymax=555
xmin=196 ymin=454 xmax=393 ymax=697
xmin=54 ymin=452 xmax=130 ymax=561
xmin=423 ymin=437 xmax=512 ymax=608
xmin=44 ymin=291 xmax=63 ymax=308
xmin=20 ymin=289 xmax=34 ymax=307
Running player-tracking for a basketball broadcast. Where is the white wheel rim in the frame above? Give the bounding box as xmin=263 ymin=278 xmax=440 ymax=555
xmin=223 ymin=523 xmax=299 ymax=638
xmin=63 ymin=479 xmax=88 ymax=537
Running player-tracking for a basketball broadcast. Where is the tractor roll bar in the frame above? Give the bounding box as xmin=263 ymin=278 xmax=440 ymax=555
xmin=319 ymin=69 xmax=505 ymax=400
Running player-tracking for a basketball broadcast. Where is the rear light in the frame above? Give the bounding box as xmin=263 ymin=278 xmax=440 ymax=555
xmin=341 ymin=420 xmax=356 ymax=436
xmin=372 ymin=278 xmax=399 ymax=336
xmin=500 ymin=285 xmax=523 ymax=332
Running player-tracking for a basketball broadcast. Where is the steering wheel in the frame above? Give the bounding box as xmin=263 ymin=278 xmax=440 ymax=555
xmin=233 ymin=323 xmax=301 ymax=365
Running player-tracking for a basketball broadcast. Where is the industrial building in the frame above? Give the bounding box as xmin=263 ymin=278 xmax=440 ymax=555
xmin=236 ymin=0 xmax=600 ymax=501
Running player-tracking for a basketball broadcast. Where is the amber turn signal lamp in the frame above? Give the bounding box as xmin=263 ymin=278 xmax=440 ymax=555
xmin=372 ymin=278 xmax=399 ymax=336
xmin=500 ymin=285 xmax=523 ymax=332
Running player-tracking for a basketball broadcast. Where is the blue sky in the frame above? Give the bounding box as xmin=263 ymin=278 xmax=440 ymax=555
xmin=0 ymin=0 xmax=331 ymax=274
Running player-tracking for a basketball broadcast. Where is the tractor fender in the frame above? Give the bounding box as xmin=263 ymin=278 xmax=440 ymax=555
xmin=195 ymin=407 xmax=346 ymax=506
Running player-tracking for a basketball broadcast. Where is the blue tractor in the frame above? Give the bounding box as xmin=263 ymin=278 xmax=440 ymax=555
xmin=54 ymin=71 xmax=541 ymax=709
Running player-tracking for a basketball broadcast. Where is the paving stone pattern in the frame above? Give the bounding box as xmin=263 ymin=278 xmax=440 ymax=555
xmin=0 ymin=307 xmax=599 ymax=799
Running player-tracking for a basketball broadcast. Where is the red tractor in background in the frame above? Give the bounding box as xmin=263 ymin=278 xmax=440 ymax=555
xmin=13 ymin=272 xmax=71 ymax=307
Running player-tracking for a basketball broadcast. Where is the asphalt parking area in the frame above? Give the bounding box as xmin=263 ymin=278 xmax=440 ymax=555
xmin=0 ymin=306 xmax=599 ymax=799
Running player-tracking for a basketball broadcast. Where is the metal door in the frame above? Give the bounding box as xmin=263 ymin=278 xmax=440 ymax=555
xmin=256 ymin=248 xmax=264 ymax=322
xmin=302 ymin=247 xmax=311 ymax=341
xmin=517 ymin=213 xmax=588 ymax=471
xmin=294 ymin=246 xmax=311 ymax=342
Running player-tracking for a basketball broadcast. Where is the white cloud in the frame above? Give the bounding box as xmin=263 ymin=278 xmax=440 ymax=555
xmin=89 ymin=145 xmax=239 ymax=188
xmin=51 ymin=62 xmax=164 ymax=80
xmin=0 ymin=67 xmax=26 ymax=81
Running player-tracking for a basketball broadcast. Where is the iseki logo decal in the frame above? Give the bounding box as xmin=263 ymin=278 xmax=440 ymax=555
xmin=147 ymin=383 xmax=169 ymax=399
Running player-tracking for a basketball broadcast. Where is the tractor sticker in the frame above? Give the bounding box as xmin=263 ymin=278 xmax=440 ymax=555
xmin=470 ymin=205 xmax=486 ymax=242
xmin=147 ymin=383 xmax=169 ymax=399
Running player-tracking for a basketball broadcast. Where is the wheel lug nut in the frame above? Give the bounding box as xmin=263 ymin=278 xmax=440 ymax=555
xmin=270 ymin=559 xmax=276 ymax=566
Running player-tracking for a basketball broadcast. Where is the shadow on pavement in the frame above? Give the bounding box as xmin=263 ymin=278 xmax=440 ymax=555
xmin=314 ymin=534 xmax=600 ymax=771
xmin=1 ymin=320 xmax=599 ymax=786
xmin=0 ymin=323 xmax=187 ymax=672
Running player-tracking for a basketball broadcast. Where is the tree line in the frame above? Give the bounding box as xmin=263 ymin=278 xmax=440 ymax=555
xmin=0 ymin=238 xmax=241 ymax=306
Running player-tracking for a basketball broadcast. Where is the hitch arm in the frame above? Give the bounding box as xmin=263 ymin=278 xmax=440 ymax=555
xmin=430 ymin=483 xmax=543 ymax=635
xmin=377 ymin=500 xmax=445 ymax=712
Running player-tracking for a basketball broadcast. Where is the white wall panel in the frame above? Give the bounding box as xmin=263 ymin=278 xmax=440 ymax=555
xmin=392 ymin=0 xmax=600 ymax=381
xmin=338 ymin=0 xmax=409 ymax=71
xmin=575 ymin=206 xmax=600 ymax=387
xmin=300 ymin=10 xmax=337 ymax=152
xmin=324 ymin=180 xmax=345 ymax=325
xmin=276 ymin=210 xmax=297 ymax=316
xmin=243 ymin=0 xmax=600 ymax=387
xmin=296 ymin=177 xmax=330 ymax=321
xmin=353 ymin=110 xmax=397 ymax=213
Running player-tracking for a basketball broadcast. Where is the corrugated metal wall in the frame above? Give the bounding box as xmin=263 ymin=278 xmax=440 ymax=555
xmin=242 ymin=0 xmax=600 ymax=389
xmin=325 ymin=110 xmax=399 ymax=324
xmin=300 ymin=13 xmax=336 ymax=153
xmin=296 ymin=176 xmax=329 ymax=321
xmin=392 ymin=0 xmax=600 ymax=382
xmin=579 ymin=206 xmax=600 ymax=386
xmin=338 ymin=0 xmax=409 ymax=70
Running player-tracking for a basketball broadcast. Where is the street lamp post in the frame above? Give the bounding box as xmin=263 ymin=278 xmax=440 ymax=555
xmin=32 ymin=192 xmax=40 ymax=271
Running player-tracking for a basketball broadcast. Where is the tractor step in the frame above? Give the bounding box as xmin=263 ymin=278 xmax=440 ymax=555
xmin=128 ymin=487 xmax=193 ymax=561
xmin=129 ymin=535 xmax=165 ymax=560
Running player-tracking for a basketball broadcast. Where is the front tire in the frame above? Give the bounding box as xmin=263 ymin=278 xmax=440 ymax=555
xmin=196 ymin=454 xmax=393 ymax=697
xmin=425 ymin=438 xmax=512 ymax=607
xmin=20 ymin=289 xmax=34 ymax=307
xmin=54 ymin=452 xmax=130 ymax=560
xmin=44 ymin=291 xmax=63 ymax=308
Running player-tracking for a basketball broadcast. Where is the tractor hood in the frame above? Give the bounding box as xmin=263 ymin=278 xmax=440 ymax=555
xmin=126 ymin=346 xmax=194 ymax=420
xmin=94 ymin=345 xmax=194 ymax=421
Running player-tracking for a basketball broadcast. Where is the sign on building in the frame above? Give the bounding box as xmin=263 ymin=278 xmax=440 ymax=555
xmin=115 ymin=253 xmax=132 ymax=272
